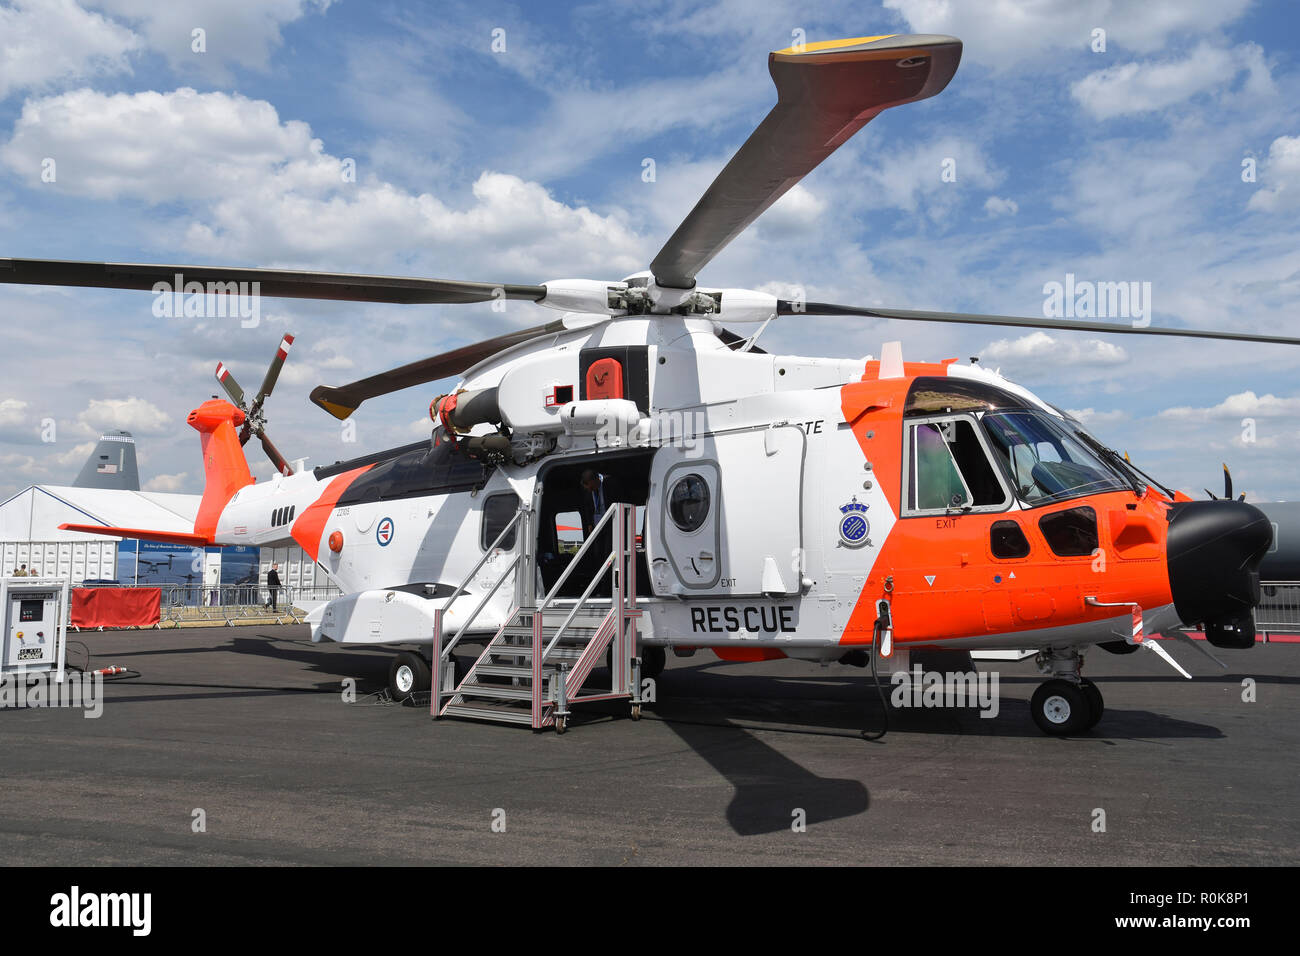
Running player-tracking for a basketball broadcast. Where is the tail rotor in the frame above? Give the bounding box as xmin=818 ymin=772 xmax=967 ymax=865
xmin=214 ymin=333 xmax=296 ymax=475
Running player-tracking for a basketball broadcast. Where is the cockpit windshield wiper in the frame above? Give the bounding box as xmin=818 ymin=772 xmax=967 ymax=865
xmin=1073 ymin=429 xmax=1173 ymax=498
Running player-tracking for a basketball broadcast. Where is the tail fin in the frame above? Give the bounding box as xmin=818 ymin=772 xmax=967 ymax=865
xmin=72 ymin=431 xmax=140 ymax=490
xmin=59 ymin=399 xmax=254 ymax=545
xmin=187 ymin=399 xmax=255 ymax=541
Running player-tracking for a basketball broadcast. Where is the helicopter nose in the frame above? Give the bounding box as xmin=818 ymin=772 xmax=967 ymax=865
xmin=1166 ymin=500 xmax=1272 ymax=629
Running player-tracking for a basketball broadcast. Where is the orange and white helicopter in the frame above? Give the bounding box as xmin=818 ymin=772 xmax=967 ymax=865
xmin=3 ymin=34 xmax=1291 ymax=735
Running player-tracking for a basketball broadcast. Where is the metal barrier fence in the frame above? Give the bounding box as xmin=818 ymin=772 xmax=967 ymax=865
xmin=70 ymin=582 xmax=343 ymax=627
xmin=1257 ymin=582 xmax=1300 ymax=633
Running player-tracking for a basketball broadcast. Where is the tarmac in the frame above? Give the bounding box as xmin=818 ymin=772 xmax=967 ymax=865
xmin=1 ymin=625 xmax=1295 ymax=865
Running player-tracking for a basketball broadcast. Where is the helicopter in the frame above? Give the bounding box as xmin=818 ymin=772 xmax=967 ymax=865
xmin=2 ymin=33 xmax=1291 ymax=735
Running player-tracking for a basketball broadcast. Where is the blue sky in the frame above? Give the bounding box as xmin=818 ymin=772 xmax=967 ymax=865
xmin=1 ymin=0 xmax=1298 ymax=501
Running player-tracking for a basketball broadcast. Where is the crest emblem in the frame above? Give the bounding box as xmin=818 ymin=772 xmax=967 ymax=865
xmin=838 ymin=497 xmax=869 ymax=548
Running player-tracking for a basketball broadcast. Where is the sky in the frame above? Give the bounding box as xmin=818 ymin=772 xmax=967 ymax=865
xmin=0 ymin=0 xmax=1298 ymax=503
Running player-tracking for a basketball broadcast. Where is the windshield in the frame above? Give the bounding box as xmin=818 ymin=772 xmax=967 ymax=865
xmin=981 ymin=411 xmax=1130 ymax=506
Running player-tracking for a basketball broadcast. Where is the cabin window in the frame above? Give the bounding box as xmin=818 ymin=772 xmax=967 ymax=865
xmin=904 ymin=416 xmax=1009 ymax=515
xmin=336 ymin=441 xmax=488 ymax=507
xmin=668 ymin=474 xmax=710 ymax=532
xmin=481 ymin=493 xmax=519 ymax=551
xmin=1039 ymin=506 xmax=1098 ymax=557
xmin=990 ymin=520 xmax=1031 ymax=559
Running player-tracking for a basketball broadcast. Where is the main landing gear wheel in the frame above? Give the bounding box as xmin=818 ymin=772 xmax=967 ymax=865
xmin=642 ymin=645 xmax=666 ymax=680
xmin=1080 ymin=678 xmax=1104 ymax=730
xmin=388 ymin=651 xmax=431 ymax=702
xmin=1030 ymin=679 xmax=1090 ymax=736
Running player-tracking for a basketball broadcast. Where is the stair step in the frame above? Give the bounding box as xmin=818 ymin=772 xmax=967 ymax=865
xmin=489 ymin=645 xmax=587 ymax=661
xmin=475 ymin=663 xmax=549 ymax=679
xmin=458 ymin=683 xmax=535 ymax=701
xmin=502 ymin=625 xmax=600 ymax=639
xmin=442 ymin=701 xmax=534 ymax=725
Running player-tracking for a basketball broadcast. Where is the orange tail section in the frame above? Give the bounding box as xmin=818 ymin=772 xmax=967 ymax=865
xmin=188 ymin=399 xmax=255 ymax=542
xmin=60 ymin=399 xmax=255 ymax=546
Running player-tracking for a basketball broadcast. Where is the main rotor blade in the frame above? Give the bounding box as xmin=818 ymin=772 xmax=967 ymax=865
xmin=214 ymin=361 xmax=247 ymax=408
xmin=0 ymin=258 xmax=547 ymax=305
xmin=782 ymin=301 xmax=1300 ymax=347
xmin=650 ymin=34 xmax=961 ymax=290
xmin=310 ymin=319 xmax=565 ymax=420
xmin=253 ymin=333 xmax=295 ymax=410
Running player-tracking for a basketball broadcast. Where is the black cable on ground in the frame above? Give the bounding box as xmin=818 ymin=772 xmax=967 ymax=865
xmin=859 ymin=638 xmax=889 ymax=741
xmin=60 ymin=641 xmax=142 ymax=680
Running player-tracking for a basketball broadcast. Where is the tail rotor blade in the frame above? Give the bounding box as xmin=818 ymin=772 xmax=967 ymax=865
xmin=253 ymin=333 xmax=295 ymax=410
xmin=258 ymin=429 xmax=293 ymax=476
xmin=214 ymin=362 xmax=247 ymax=409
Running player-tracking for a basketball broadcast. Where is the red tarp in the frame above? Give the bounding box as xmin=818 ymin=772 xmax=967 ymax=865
xmin=70 ymin=587 xmax=161 ymax=628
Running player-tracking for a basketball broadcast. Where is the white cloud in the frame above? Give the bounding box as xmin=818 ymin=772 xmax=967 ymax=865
xmin=2 ymin=87 xmax=648 ymax=276
xmin=90 ymin=0 xmax=330 ymax=75
xmin=1066 ymin=407 xmax=1129 ymax=425
xmin=50 ymin=440 xmax=97 ymax=469
xmin=0 ymin=398 xmax=30 ymax=428
xmin=77 ymin=397 xmax=171 ymax=435
xmin=0 ymin=0 xmax=139 ymax=99
xmin=884 ymin=0 xmax=1253 ymax=68
xmin=984 ymin=195 xmax=1018 ymax=217
xmin=982 ymin=331 xmax=1128 ymax=367
xmin=1071 ymin=43 xmax=1270 ymax=119
xmin=2 ymin=87 xmax=326 ymax=200
xmin=1160 ymin=390 xmax=1300 ymax=421
xmin=1247 ymin=135 xmax=1300 ymax=213
xmin=755 ymin=185 xmax=828 ymax=236
xmin=854 ymin=137 xmax=999 ymax=217
xmin=143 ymin=471 xmax=188 ymax=492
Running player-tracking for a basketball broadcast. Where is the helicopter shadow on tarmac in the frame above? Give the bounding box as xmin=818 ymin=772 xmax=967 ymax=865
xmin=645 ymin=660 xmax=1229 ymax=741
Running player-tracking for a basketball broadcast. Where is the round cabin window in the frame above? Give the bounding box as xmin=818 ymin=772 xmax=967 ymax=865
xmin=669 ymin=474 xmax=711 ymax=532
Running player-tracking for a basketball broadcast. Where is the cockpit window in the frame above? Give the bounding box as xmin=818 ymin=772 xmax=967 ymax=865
xmin=981 ymin=411 xmax=1129 ymax=505
xmin=905 ymin=417 xmax=1010 ymax=514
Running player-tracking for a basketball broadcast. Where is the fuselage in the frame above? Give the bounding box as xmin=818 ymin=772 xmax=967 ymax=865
xmin=206 ymin=312 xmax=1259 ymax=660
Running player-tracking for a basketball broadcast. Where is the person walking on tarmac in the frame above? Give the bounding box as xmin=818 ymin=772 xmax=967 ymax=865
xmin=265 ymin=563 xmax=282 ymax=612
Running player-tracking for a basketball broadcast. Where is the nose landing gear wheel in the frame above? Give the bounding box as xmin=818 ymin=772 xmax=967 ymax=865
xmin=1030 ymin=679 xmax=1090 ymax=736
xmin=388 ymin=651 xmax=431 ymax=702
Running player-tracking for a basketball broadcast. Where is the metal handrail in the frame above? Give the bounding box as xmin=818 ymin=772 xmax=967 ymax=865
xmin=541 ymin=551 xmax=614 ymax=662
xmin=435 ymin=508 xmax=525 ymax=662
xmin=443 ymin=509 xmax=524 ymax=613
xmin=537 ymin=503 xmax=617 ymax=614
xmin=441 ymin=552 xmax=521 ymax=660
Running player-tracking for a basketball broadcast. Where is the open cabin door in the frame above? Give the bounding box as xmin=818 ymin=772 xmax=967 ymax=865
xmin=648 ymin=425 xmax=805 ymax=597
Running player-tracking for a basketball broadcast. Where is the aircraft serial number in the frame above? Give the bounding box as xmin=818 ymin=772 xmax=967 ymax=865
xmin=691 ymin=606 xmax=796 ymax=634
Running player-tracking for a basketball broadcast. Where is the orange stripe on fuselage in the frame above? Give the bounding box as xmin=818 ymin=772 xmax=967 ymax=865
xmin=290 ymin=465 xmax=372 ymax=562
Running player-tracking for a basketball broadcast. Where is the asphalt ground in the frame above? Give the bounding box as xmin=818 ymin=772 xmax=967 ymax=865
xmin=1 ymin=625 xmax=1295 ymax=866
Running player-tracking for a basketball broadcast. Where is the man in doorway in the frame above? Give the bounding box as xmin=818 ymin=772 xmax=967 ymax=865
xmin=265 ymin=563 xmax=282 ymax=612
xmin=578 ymin=469 xmax=622 ymax=538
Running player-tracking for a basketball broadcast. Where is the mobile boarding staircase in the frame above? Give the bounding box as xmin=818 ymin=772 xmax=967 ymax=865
xmin=431 ymin=502 xmax=644 ymax=733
